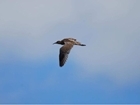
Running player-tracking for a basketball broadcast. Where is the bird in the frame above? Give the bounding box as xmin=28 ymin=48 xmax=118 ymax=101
xmin=53 ymin=38 xmax=86 ymax=67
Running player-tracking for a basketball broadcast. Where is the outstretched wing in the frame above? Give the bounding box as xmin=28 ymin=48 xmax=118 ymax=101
xmin=68 ymin=38 xmax=76 ymax=41
xmin=63 ymin=38 xmax=76 ymax=42
xmin=59 ymin=42 xmax=73 ymax=67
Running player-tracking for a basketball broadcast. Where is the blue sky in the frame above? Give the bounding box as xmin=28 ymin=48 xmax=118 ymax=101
xmin=0 ymin=0 xmax=140 ymax=104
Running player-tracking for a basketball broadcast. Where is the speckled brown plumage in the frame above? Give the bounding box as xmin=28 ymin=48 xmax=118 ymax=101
xmin=53 ymin=38 xmax=86 ymax=67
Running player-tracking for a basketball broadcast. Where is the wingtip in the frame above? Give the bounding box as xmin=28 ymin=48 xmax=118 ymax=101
xmin=59 ymin=64 xmax=64 ymax=67
xmin=59 ymin=62 xmax=64 ymax=67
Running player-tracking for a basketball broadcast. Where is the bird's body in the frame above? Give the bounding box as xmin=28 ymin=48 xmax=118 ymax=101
xmin=53 ymin=38 xmax=86 ymax=67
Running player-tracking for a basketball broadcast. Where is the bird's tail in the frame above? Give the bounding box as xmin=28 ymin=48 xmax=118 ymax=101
xmin=75 ymin=41 xmax=86 ymax=46
xmin=80 ymin=44 xmax=86 ymax=46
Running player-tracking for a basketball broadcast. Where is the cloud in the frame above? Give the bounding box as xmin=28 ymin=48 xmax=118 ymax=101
xmin=70 ymin=0 xmax=140 ymax=85
xmin=0 ymin=0 xmax=140 ymax=86
xmin=0 ymin=0 xmax=77 ymax=61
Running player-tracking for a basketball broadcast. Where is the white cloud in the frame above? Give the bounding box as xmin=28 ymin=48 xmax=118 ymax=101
xmin=0 ymin=0 xmax=78 ymax=60
xmin=0 ymin=0 xmax=140 ymax=85
xmin=70 ymin=0 xmax=140 ymax=85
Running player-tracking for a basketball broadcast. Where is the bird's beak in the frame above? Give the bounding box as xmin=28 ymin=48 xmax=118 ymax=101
xmin=53 ymin=42 xmax=56 ymax=45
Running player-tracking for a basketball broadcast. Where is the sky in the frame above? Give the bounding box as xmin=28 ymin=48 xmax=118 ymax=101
xmin=0 ymin=0 xmax=140 ymax=104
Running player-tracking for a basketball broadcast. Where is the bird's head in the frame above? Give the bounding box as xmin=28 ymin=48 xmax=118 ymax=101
xmin=53 ymin=41 xmax=62 ymax=45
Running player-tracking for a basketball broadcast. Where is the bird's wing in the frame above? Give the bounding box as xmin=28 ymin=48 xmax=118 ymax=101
xmin=63 ymin=38 xmax=76 ymax=42
xmin=68 ymin=38 xmax=76 ymax=41
xmin=59 ymin=42 xmax=73 ymax=67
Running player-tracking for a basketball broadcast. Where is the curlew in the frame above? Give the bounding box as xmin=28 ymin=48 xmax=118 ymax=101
xmin=53 ymin=38 xmax=86 ymax=67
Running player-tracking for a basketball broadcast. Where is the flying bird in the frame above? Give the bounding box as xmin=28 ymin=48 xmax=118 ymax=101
xmin=53 ymin=38 xmax=86 ymax=67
